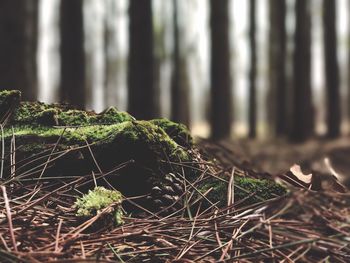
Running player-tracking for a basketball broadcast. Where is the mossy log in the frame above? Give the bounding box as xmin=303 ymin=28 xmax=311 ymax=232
xmin=0 ymin=90 xmax=286 ymax=214
xmin=0 ymin=90 xmax=193 ymax=196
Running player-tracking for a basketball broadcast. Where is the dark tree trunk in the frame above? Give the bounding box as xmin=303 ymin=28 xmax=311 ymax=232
xmin=349 ymin=1 xmax=350 ymax=129
xmin=210 ymin=0 xmax=232 ymax=140
xmin=248 ymin=0 xmax=257 ymax=138
xmin=153 ymin=54 xmax=161 ymax=118
xmin=290 ymin=0 xmax=313 ymax=142
xmin=0 ymin=0 xmax=38 ymax=101
xmin=171 ymin=0 xmax=190 ymax=127
xmin=103 ymin=0 xmax=118 ymax=107
xmin=103 ymin=10 xmax=110 ymax=107
xmin=128 ymin=0 xmax=155 ymax=120
xmin=59 ymin=0 xmax=85 ymax=109
xmin=323 ymin=0 xmax=340 ymax=138
xmin=153 ymin=2 xmax=167 ymax=118
xmin=268 ymin=0 xmax=287 ymax=136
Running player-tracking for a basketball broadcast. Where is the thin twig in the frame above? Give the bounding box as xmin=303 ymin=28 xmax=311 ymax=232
xmin=1 ymin=186 xmax=17 ymax=252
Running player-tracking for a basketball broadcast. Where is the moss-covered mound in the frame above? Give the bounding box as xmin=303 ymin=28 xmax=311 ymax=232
xmin=0 ymin=90 xmax=287 ymax=213
xmin=150 ymin=119 xmax=193 ymax=147
xmin=0 ymin=90 xmax=193 ymax=196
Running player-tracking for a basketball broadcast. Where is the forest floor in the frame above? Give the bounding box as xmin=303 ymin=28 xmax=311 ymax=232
xmin=199 ymin=136 xmax=350 ymax=189
xmin=0 ymin=137 xmax=349 ymax=262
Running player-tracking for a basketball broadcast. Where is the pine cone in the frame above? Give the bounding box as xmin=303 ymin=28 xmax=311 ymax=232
xmin=146 ymin=173 xmax=184 ymax=214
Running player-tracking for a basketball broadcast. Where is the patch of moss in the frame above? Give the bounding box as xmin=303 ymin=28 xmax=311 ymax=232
xmin=57 ymin=110 xmax=90 ymax=126
xmin=12 ymin=101 xmax=59 ymax=125
xmin=0 ymin=90 xmax=21 ymax=121
xmin=0 ymin=90 xmax=21 ymax=103
xmin=8 ymin=99 xmax=133 ymax=127
xmin=199 ymin=176 xmax=287 ymax=207
xmin=4 ymin=120 xmax=191 ymax=174
xmin=150 ymin=118 xmax=193 ymax=147
xmin=95 ymin=107 xmax=134 ymax=124
xmin=0 ymin=90 xmax=195 ymax=199
xmin=4 ymin=125 xmax=64 ymax=140
xmin=0 ymin=91 xmax=190 ymax=164
xmin=75 ymin=186 xmax=123 ymax=225
xmin=111 ymin=120 xmax=190 ymax=160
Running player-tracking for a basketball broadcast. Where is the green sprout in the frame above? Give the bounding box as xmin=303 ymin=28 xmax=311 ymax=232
xmin=75 ymin=187 xmax=124 ymax=225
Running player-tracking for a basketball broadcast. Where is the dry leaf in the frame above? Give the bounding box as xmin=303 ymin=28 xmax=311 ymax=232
xmin=289 ymin=164 xmax=312 ymax=184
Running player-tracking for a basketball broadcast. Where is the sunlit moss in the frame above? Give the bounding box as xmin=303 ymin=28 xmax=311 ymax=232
xmin=57 ymin=109 xmax=90 ymax=126
xmin=0 ymin=90 xmax=194 ymax=198
xmin=4 ymin=120 xmax=191 ymax=165
xmin=95 ymin=107 xmax=134 ymax=124
xmin=75 ymin=186 xmax=124 ymax=225
xmin=10 ymin=101 xmax=134 ymax=127
xmin=0 ymin=90 xmax=191 ymax=165
xmin=150 ymin=118 xmax=193 ymax=147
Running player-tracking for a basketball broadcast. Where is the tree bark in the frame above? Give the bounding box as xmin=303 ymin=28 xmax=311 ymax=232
xmin=59 ymin=0 xmax=85 ymax=109
xmin=323 ymin=0 xmax=340 ymax=138
xmin=248 ymin=0 xmax=257 ymax=138
xmin=171 ymin=0 xmax=190 ymax=127
xmin=290 ymin=0 xmax=313 ymax=142
xmin=210 ymin=0 xmax=232 ymax=140
xmin=268 ymin=0 xmax=287 ymax=136
xmin=128 ymin=0 xmax=155 ymax=120
xmin=153 ymin=2 xmax=168 ymax=118
xmin=0 ymin=0 xmax=38 ymax=101
xmin=348 ymin=1 xmax=350 ymax=130
xmin=103 ymin=0 xmax=119 ymax=107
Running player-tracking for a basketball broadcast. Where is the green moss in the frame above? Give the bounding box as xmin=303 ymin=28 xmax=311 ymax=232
xmin=0 ymin=90 xmax=21 ymax=121
xmin=0 ymin=91 xmax=189 ymax=165
xmin=75 ymin=186 xmax=123 ymax=225
xmin=113 ymin=120 xmax=187 ymax=158
xmin=9 ymin=101 xmax=134 ymax=127
xmin=150 ymin=118 xmax=193 ymax=147
xmin=12 ymin=101 xmax=58 ymax=125
xmin=0 ymin=90 xmax=21 ymax=106
xmin=0 ymin=90 xmax=21 ymax=101
xmin=4 ymin=125 xmax=63 ymax=139
xmin=199 ymin=176 xmax=287 ymax=207
xmin=95 ymin=107 xmax=134 ymax=124
xmin=0 ymin=90 xmax=195 ymax=200
xmin=4 ymin=120 xmax=190 ymax=164
xmin=57 ymin=110 xmax=90 ymax=126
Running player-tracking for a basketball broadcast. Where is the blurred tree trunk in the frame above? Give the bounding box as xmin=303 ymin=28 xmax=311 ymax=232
xmin=210 ymin=0 xmax=232 ymax=140
xmin=0 ymin=0 xmax=38 ymax=100
xmin=268 ymin=0 xmax=287 ymax=136
xmin=85 ymin=51 xmax=93 ymax=109
xmin=104 ymin=1 xmax=111 ymax=107
xmin=289 ymin=0 xmax=313 ymax=142
xmin=349 ymin=1 xmax=350 ymax=130
xmin=128 ymin=0 xmax=155 ymax=120
xmin=323 ymin=0 xmax=340 ymax=138
xmin=153 ymin=2 xmax=167 ymax=118
xmin=171 ymin=0 xmax=190 ymax=127
xmin=248 ymin=0 xmax=257 ymax=138
xmin=104 ymin=0 xmax=118 ymax=107
xmin=59 ymin=0 xmax=85 ymax=109
xmin=153 ymin=42 xmax=162 ymax=118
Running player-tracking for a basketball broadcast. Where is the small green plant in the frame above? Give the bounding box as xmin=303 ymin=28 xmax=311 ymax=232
xmin=75 ymin=187 xmax=124 ymax=225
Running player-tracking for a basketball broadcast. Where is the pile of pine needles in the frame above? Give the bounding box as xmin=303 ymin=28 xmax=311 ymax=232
xmin=0 ymin=141 xmax=349 ymax=262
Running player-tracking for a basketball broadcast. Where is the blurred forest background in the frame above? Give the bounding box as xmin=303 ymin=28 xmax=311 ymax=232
xmin=0 ymin=0 xmax=349 ymax=143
